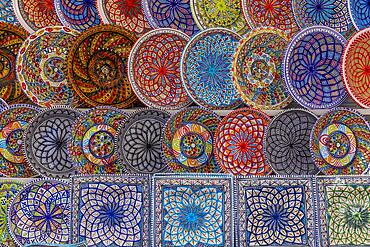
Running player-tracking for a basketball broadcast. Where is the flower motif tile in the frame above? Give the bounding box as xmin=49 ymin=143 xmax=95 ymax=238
xmin=235 ymin=177 xmax=316 ymax=246
xmin=71 ymin=175 xmax=150 ymax=247
xmin=317 ymin=176 xmax=370 ymax=246
xmin=152 ymin=174 xmax=233 ymax=246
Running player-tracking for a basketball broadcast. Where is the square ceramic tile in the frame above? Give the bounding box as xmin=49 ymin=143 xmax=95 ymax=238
xmin=316 ymin=176 xmax=370 ymax=246
xmin=151 ymin=174 xmax=234 ymax=247
xmin=70 ymin=175 xmax=150 ymax=247
xmin=235 ymin=176 xmax=316 ymax=246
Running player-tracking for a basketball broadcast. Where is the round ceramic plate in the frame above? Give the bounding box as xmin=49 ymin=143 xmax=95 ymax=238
xmin=190 ymin=0 xmax=248 ymax=35
xmin=349 ymin=0 xmax=370 ymax=30
xmin=284 ymin=26 xmax=347 ymax=109
xmin=17 ymin=26 xmax=79 ymax=107
xmin=0 ymin=23 xmax=30 ymax=104
xmin=12 ymin=0 xmax=61 ymax=32
xmin=128 ymin=28 xmax=192 ymax=110
xmin=68 ymin=24 xmax=137 ymax=108
xmin=264 ymin=109 xmax=319 ymax=175
xmin=24 ymin=107 xmax=82 ymax=178
xmin=8 ymin=179 xmax=70 ymax=246
xmin=310 ymin=108 xmax=370 ymax=175
xmin=142 ymin=0 xmax=199 ymax=36
xmin=232 ymin=27 xmax=292 ymax=110
xmin=97 ymin=0 xmax=151 ymax=36
xmin=55 ymin=0 xmax=101 ymax=32
xmin=342 ymin=28 xmax=370 ymax=108
xmin=0 ymin=0 xmax=18 ymax=24
xmin=115 ymin=108 xmax=170 ymax=173
xmin=68 ymin=106 xmax=128 ymax=174
xmin=181 ymin=28 xmax=243 ymax=110
xmin=0 ymin=182 xmax=23 ymax=246
xmin=292 ymin=0 xmax=356 ymax=38
xmin=162 ymin=107 xmax=221 ymax=173
xmin=242 ymin=0 xmax=298 ymax=34
xmin=214 ymin=108 xmax=271 ymax=175
xmin=0 ymin=104 xmax=40 ymax=177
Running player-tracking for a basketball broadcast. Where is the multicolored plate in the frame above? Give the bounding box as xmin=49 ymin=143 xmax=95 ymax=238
xmin=0 ymin=22 xmax=30 ymax=104
xmin=162 ymin=107 xmax=221 ymax=173
xmin=232 ymin=27 xmax=292 ymax=110
xmin=8 ymin=179 xmax=70 ymax=246
xmin=214 ymin=107 xmax=271 ymax=175
xmin=190 ymin=0 xmax=249 ymax=35
xmin=97 ymin=0 xmax=151 ymax=36
xmin=284 ymin=26 xmax=347 ymax=109
xmin=0 ymin=0 xmax=18 ymax=24
xmin=128 ymin=28 xmax=192 ymax=110
xmin=181 ymin=28 xmax=243 ymax=109
xmin=292 ymin=0 xmax=356 ymax=38
xmin=310 ymin=108 xmax=370 ymax=175
xmin=24 ymin=107 xmax=82 ymax=178
xmin=0 ymin=180 xmax=25 ymax=246
xmin=68 ymin=106 xmax=128 ymax=174
xmin=12 ymin=0 xmax=61 ymax=32
xmin=17 ymin=26 xmax=79 ymax=107
xmin=142 ymin=0 xmax=199 ymax=36
xmin=242 ymin=0 xmax=298 ymax=34
xmin=55 ymin=0 xmax=101 ymax=32
xmin=115 ymin=108 xmax=170 ymax=173
xmin=342 ymin=28 xmax=370 ymax=108
xmin=349 ymin=0 xmax=370 ymax=30
xmin=68 ymin=24 xmax=137 ymax=108
xmin=0 ymin=104 xmax=39 ymax=177
xmin=264 ymin=109 xmax=319 ymax=175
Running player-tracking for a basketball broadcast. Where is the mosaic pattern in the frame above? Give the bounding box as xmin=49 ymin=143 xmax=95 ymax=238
xmin=181 ymin=28 xmax=242 ymax=109
xmin=292 ymin=0 xmax=356 ymax=38
xmin=13 ymin=0 xmax=61 ymax=32
xmin=236 ymin=177 xmax=315 ymax=246
xmin=342 ymin=28 xmax=370 ymax=108
xmin=152 ymin=174 xmax=233 ymax=246
xmin=0 ymin=99 xmax=8 ymax=112
xmin=214 ymin=108 xmax=271 ymax=176
xmin=68 ymin=24 xmax=137 ymax=108
xmin=25 ymin=243 xmax=87 ymax=247
xmin=0 ymin=105 xmax=40 ymax=177
xmin=317 ymin=176 xmax=370 ymax=246
xmin=232 ymin=28 xmax=292 ymax=110
xmin=17 ymin=26 xmax=79 ymax=107
xmin=55 ymin=0 xmax=101 ymax=32
xmin=0 ymin=180 xmax=24 ymax=246
xmin=284 ymin=26 xmax=347 ymax=109
xmin=190 ymin=0 xmax=248 ymax=34
xmin=162 ymin=107 xmax=221 ymax=173
xmin=8 ymin=179 xmax=70 ymax=246
xmin=68 ymin=106 xmax=128 ymax=174
xmin=142 ymin=0 xmax=199 ymax=36
xmin=242 ymin=0 xmax=298 ymax=34
xmin=0 ymin=23 xmax=30 ymax=104
xmin=349 ymin=0 xmax=370 ymax=30
xmin=71 ymin=175 xmax=150 ymax=246
xmin=265 ymin=109 xmax=319 ymax=175
xmin=24 ymin=107 xmax=81 ymax=178
xmin=0 ymin=0 xmax=18 ymax=24
xmin=128 ymin=29 xmax=192 ymax=110
xmin=310 ymin=108 xmax=370 ymax=175
xmin=115 ymin=108 xmax=170 ymax=174
xmin=97 ymin=0 xmax=151 ymax=36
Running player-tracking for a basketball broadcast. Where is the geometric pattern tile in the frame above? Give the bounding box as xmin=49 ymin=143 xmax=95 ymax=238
xmin=152 ymin=174 xmax=234 ymax=246
xmin=70 ymin=175 xmax=150 ymax=246
xmin=235 ymin=176 xmax=316 ymax=246
xmin=316 ymin=176 xmax=370 ymax=246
